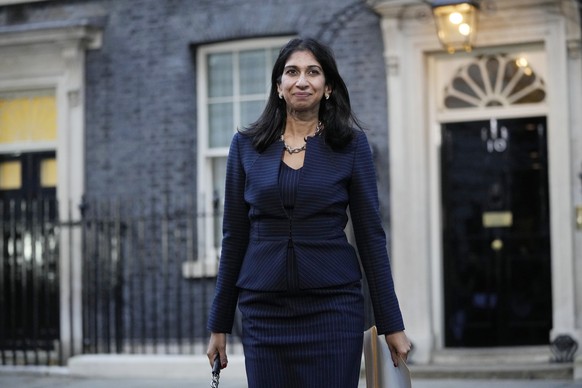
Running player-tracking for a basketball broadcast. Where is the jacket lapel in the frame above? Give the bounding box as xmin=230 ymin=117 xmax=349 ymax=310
xmin=248 ymin=140 xmax=287 ymax=217
xmin=294 ymin=136 xmax=336 ymax=218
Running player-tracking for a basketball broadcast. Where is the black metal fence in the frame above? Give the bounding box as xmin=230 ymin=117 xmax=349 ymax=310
xmin=1 ymin=196 xmax=241 ymax=366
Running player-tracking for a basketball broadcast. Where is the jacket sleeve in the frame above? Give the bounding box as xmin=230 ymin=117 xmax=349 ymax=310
xmin=207 ymin=133 xmax=250 ymax=333
xmin=349 ymin=131 xmax=405 ymax=334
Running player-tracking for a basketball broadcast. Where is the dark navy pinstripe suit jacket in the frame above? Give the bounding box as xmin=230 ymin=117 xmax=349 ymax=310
xmin=207 ymin=130 xmax=404 ymax=335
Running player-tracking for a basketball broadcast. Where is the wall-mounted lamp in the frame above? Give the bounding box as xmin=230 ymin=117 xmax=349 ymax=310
xmin=432 ymin=0 xmax=480 ymax=53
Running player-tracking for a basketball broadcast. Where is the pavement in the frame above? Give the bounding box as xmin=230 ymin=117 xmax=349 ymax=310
xmin=1 ymin=354 xmax=582 ymax=388
xmin=1 ymin=372 xmax=582 ymax=388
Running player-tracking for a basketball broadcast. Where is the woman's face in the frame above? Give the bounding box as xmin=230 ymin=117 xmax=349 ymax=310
xmin=277 ymin=50 xmax=331 ymax=114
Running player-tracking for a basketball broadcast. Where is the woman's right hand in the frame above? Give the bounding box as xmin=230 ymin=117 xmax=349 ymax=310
xmin=206 ymin=332 xmax=228 ymax=369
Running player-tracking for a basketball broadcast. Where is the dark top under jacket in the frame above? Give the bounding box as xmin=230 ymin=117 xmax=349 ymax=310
xmin=207 ymin=129 xmax=404 ymax=335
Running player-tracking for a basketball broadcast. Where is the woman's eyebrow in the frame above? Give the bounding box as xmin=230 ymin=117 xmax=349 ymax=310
xmin=283 ymin=64 xmax=323 ymax=71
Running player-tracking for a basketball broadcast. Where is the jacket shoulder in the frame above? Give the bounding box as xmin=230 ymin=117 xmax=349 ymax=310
xmin=333 ymin=129 xmax=367 ymax=155
xmin=352 ymin=129 xmax=368 ymax=145
xmin=230 ymin=131 xmax=261 ymax=168
xmin=230 ymin=131 xmax=258 ymax=152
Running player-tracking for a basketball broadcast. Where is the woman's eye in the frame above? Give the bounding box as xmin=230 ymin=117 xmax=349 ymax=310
xmin=286 ymin=69 xmax=297 ymax=75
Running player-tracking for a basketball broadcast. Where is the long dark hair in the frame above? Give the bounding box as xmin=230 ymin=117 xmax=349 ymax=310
xmin=242 ymin=37 xmax=361 ymax=152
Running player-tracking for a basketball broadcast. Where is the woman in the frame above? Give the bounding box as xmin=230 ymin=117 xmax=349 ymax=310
xmin=206 ymin=37 xmax=410 ymax=388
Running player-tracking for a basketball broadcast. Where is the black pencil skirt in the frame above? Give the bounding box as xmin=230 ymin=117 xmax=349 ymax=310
xmin=238 ymin=281 xmax=365 ymax=388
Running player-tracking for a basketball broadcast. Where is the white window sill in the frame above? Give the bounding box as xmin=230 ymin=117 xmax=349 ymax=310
xmin=182 ymin=259 xmax=218 ymax=279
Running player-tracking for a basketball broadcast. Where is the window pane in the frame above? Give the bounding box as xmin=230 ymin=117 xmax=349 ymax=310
xmin=40 ymin=158 xmax=57 ymax=188
xmin=240 ymin=100 xmax=265 ymax=129
xmin=209 ymin=103 xmax=233 ymax=148
xmin=208 ymin=53 xmax=233 ymax=98
xmin=270 ymin=47 xmax=280 ymax=67
xmin=212 ymin=157 xmax=227 ymax=249
xmin=0 ymin=160 xmax=21 ymax=190
xmin=239 ymin=49 xmax=267 ymax=95
xmin=0 ymin=90 xmax=56 ymax=144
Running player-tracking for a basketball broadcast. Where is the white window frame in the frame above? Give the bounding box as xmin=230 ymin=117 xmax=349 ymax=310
xmin=188 ymin=37 xmax=291 ymax=278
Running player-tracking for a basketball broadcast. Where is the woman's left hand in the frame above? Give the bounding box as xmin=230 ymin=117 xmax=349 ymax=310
xmin=385 ymin=331 xmax=412 ymax=367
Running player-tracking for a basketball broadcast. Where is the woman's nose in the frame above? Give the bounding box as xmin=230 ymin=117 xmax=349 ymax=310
xmin=296 ymin=74 xmax=308 ymax=86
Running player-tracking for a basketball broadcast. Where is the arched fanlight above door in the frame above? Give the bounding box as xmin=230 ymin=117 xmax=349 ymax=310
xmin=444 ymin=54 xmax=546 ymax=109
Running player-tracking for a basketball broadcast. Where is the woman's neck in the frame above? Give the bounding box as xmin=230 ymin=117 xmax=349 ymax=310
xmin=283 ymin=116 xmax=319 ymax=139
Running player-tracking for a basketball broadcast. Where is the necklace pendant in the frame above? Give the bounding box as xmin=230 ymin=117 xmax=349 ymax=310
xmin=281 ymin=134 xmax=306 ymax=154
xmin=284 ymin=143 xmax=306 ymax=154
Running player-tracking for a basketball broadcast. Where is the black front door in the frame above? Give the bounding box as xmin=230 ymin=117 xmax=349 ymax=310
xmin=441 ymin=117 xmax=552 ymax=347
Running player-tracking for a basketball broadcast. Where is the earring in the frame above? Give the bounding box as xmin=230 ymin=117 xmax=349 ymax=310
xmin=279 ymin=93 xmax=283 ymax=99
xmin=325 ymin=93 xmax=330 ymax=100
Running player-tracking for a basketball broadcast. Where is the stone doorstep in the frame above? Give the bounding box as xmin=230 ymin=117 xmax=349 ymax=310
xmin=67 ymin=354 xmax=247 ymax=380
xmin=430 ymin=346 xmax=554 ymax=365
xmin=408 ymin=362 xmax=574 ymax=380
xmin=64 ymin=353 xmax=578 ymax=381
xmin=418 ymin=346 xmax=576 ymax=380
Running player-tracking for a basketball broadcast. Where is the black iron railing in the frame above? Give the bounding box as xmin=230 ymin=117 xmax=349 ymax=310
xmin=80 ymin=196 xmax=236 ymax=356
xmin=0 ymin=196 xmax=241 ymax=366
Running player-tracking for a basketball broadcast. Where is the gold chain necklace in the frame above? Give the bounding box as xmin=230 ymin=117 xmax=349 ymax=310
xmin=281 ymin=122 xmax=323 ymax=155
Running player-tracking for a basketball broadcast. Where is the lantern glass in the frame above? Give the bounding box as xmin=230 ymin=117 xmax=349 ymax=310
xmin=433 ymin=1 xmax=479 ymax=53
